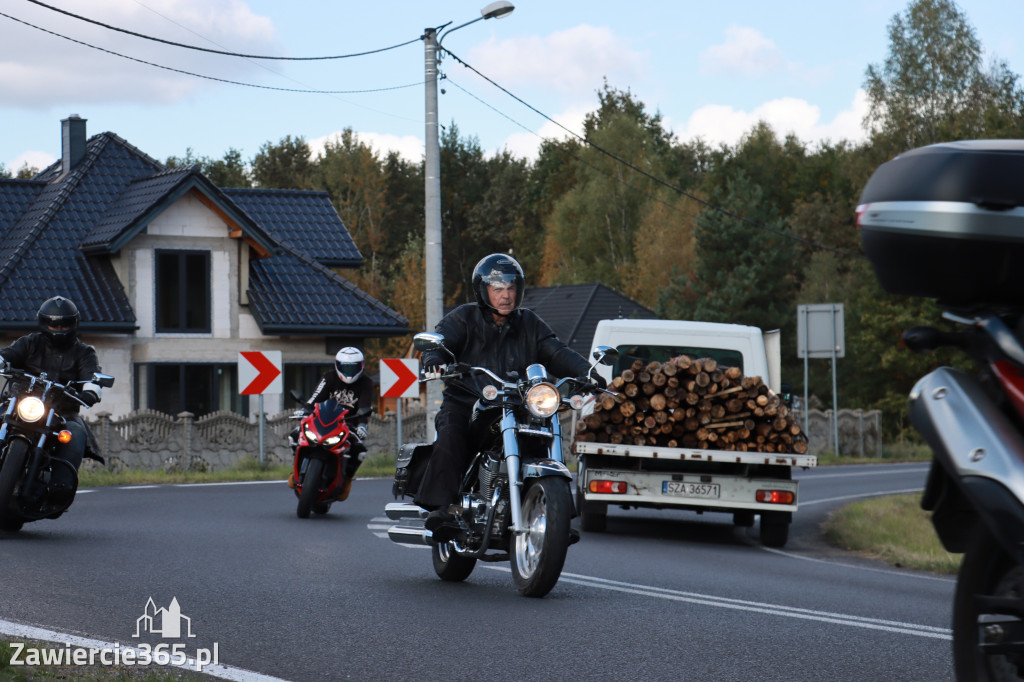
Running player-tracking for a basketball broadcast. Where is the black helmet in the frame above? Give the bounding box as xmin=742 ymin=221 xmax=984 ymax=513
xmin=38 ymin=296 xmax=80 ymax=347
xmin=472 ymin=253 xmax=524 ymax=315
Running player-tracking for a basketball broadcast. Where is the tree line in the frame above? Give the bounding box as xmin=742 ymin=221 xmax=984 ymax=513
xmin=5 ymin=0 xmax=1023 ymax=439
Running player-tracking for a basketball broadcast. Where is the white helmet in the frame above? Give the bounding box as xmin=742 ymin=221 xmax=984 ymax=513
xmin=335 ymin=347 xmax=364 ymax=384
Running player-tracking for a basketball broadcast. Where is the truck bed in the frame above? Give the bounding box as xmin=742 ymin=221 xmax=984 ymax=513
xmin=574 ymin=441 xmax=817 ymax=468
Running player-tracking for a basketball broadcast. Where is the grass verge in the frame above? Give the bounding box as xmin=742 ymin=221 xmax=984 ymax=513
xmin=822 ymin=492 xmax=961 ymax=574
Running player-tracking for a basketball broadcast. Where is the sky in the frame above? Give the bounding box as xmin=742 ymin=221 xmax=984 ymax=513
xmin=1 ymin=0 xmax=1022 ymax=174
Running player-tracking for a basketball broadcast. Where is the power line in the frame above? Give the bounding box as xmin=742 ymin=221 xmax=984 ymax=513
xmin=23 ymin=0 xmax=420 ymax=60
xmin=442 ymin=47 xmax=857 ymax=257
xmin=0 ymin=11 xmax=421 ymax=95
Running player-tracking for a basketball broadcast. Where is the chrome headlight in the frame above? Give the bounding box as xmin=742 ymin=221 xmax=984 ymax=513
xmin=303 ymin=426 xmax=319 ymax=444
xmin=525 ymin=382 xmax=560 ymax=418
xmin=17 ymin=396 xmax=46 ymax=423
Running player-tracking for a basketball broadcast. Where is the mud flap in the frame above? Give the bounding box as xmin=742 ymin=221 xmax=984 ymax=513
xmin=392 ymin=442 xmax=432 ymax=499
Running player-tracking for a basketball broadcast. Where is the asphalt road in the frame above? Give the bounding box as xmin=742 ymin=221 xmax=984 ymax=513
xmin=0 ymin=462 xmax=954 ymax=681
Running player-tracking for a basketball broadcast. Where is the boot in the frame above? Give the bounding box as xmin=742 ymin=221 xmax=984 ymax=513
xmin=288 ymin=472 xmax=297 ymax=489
xmin=336 ymin=475 xmax=353 ymax=501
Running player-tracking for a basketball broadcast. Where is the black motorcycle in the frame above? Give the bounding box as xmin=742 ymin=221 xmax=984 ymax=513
xmin=0 ymin=366 xmax=114 ymax=531
xmin=386 ymin=332 xmax=617 ymax=598
xmin=859 ymin=139 xmax=1024 ymax=680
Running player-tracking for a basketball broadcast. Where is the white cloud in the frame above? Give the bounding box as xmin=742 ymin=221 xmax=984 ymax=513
xmin=466 ymin=25 xmax=647 ymax=96
xmin=675 ymin=90 xmax=869 ymax=148
xmin=499 ymin=105 xmax=589 ymax=161
xmin=5 ymin=150 xmax=56 ymax=175
xmin=307 ymin=131 xmax=424 ymax=164
xmin=1 ymin=0 xmax=279 ymax=108
xmin=700 ymin=25 xmax=786 ymax=77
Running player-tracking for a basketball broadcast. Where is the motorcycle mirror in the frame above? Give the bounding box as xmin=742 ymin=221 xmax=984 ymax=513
xmin=413 ymin=332 xmax=456 ymax=362
xmin=92 ymin=372 xmax=115 ymax=388
xmin=413 ymin=332 xmax=444 ymax=352
xmin=290 ymin=388 xmax=305 ymax=404
xmin=592 ymin=345 xmax=619 ymax=366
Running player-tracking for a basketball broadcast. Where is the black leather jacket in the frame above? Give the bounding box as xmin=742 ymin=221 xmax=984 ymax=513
xmin=423 ymin=304 xmax=591 ymax=407
xmin=0 ymin=333 xmax=101 ymax=414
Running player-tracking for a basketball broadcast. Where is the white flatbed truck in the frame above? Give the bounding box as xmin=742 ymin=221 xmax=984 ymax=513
xmin=574 ymin=319 xmax=817 ymax=547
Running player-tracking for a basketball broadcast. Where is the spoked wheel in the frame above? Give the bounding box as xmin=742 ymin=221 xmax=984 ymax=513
xmin=954 ymin=529 xmax=1024 ymax=681
xmin=511 ymin=477 xmax=572 ymax=598
xmin=432 ymin=540 xmax=477 ymax=582
xmin=296 ymin=459 xmax=323 ymax=519
xmin=0 ymin=440 xmax=29 ymax=531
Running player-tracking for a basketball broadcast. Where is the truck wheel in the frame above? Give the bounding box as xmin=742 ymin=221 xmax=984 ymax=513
xmin=577 ymin=483 xmax=607 ymax=532
xmin=759 ymin=512 xmax=789 ymax=547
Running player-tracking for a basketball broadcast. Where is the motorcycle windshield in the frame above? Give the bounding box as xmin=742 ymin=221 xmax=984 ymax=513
xmin=313 ymin=399 xmax=348 ymax=432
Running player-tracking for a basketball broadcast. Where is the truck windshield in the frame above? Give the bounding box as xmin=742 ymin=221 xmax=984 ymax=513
xmin=613 ymin=344 xmax=744 ymax=375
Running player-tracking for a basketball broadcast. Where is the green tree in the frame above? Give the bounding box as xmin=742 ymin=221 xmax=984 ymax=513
xmin=165 ymin=148 xmax=250 ymax=187
xmin=251 ymin=135 xmax=314 ymax=189
xmin=863 ymin=0 xmax=1024 ymax=153
xmin=658 ymin=173 xmax=797 ymax=334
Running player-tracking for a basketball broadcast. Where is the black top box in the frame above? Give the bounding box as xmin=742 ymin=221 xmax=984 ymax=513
xmin=858 ymin=140 xmax=1024 ymax=306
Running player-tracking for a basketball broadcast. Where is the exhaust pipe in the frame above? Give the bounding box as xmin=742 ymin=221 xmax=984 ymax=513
xmin=385 ymin=502 xmax=428 ymax=520
xmin=387 ymin=524 xmax=432 ymax=546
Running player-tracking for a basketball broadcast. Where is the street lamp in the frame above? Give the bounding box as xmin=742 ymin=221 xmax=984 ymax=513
xmin=422 ymin=1 xmax=514 ymax=436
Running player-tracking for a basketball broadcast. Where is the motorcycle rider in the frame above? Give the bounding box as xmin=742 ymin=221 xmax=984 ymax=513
xmin=288 ymin=347 xmax=374 ymax=501
xmin=415 ymin=253 xmax=605 ymax=538
xmin=0 ymin=296 xmax=104 ymax=506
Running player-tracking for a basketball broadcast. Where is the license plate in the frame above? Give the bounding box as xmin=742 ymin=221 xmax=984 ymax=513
xmin=662 ymin=481 xmax=720 ymax=498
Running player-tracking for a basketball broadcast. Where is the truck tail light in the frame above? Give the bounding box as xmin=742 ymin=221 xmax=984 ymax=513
xmin=589 ymin=480 xmax=627 ymax=494
xmin=756 ymin=489 xmax=794 ymax=504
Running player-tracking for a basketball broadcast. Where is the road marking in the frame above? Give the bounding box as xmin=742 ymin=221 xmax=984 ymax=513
xmin=801 ymin=487 xmax=923 ymax=506
xmin=481 ymin=566 xmax=952 ymax=639
xmin=0 ymin=618 xmax=289 ymax=682
xmin=798 ymin=465 xmax=929 ymax=481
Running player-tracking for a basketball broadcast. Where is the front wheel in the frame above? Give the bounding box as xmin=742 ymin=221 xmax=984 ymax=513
xmin=0 ymin=439 xmax=29 ymax=528
xmin=511 ymin=477 xmax=572 ymax=598
xmin=953 ymin=528 xmax=1024 ymax=680
xmin=432 ymin=541 xmax=477 ymax=582
xmin=296 ymin=458 xmax=324 ymax=519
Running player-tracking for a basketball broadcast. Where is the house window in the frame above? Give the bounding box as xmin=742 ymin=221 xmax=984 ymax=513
xmin=284 ymin=363 xmax=333 ymax=405
xmin=155 ymin=250 xmax=210 ymax=333
xmin=135 ymin=363 xmax=241 ymax=417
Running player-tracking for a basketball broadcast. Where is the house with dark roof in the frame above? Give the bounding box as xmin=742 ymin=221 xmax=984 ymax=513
xmin=0 ymin=115 xmax=409 ymax=418
xmin=521 ymin=282 xmax=657 ymax=357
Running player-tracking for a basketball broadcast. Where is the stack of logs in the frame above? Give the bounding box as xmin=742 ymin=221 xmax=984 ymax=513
xmin=575 ymin=355 xmax=808 ymax=454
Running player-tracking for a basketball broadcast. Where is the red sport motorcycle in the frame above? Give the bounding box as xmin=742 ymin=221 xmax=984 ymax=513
xmin=289 ymin=391 xmax=370 ymax=518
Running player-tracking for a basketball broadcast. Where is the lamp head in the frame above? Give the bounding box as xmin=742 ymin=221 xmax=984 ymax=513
xmin=481 ymin=1 xmax=514 ymax=19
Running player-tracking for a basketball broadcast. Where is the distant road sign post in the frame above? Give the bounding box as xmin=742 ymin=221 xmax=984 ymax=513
xmin=380 ymin=358 xmax=420 ymax=447
xmin=239 ymin=351 xmax=283 ymax=465
xmin=797 ymin=304 xmax=845 ymax=455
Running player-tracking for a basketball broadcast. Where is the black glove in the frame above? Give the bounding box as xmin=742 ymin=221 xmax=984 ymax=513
xmin=80 ymin=390 xmax=99 ymax=407
xmin=423 ymin=364 xmax=447 ymax=380
xmin=588 ymin=370 xmax=607 ymax=390
xmin=356 ymin=423 xmax=368 ymax=440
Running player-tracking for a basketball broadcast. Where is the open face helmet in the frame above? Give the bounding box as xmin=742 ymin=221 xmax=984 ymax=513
xmin=335 ymin=347 xmax=364 ymax=384
xmin=37 ymin=296 xmax=80 ymax=348
xmin=472 ymin=253 xmax=524 ymax=315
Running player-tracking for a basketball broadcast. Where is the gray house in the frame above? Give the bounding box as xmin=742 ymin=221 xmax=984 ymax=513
xmin=0 ymin=115 xmax=409 ymax=419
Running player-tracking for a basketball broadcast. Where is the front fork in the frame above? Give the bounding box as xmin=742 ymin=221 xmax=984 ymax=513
xmin=501 ymin=407 xmax=567 ymax=534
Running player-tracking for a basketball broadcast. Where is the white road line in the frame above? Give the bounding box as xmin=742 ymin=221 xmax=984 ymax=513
xmin=801 ymin=487 xmax=923 ymax=507
xmin=0 ymin=619 xmax=289 ymax=682
xmin=480 ymin=566 xmax=951 ymax=639
xmin=798 ymin=465 xmax=929 ymax=480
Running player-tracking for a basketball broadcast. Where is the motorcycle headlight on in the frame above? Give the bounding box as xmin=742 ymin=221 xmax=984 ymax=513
xmin=525 ymin=382 xmax=560 ymax=418
xmin=303 ymin=426 xmax=319 ymax=444
xmin=16 ymin=396 xmax=46 ymax=423
xmin=323 ymin=435 xmax=342 ymax=446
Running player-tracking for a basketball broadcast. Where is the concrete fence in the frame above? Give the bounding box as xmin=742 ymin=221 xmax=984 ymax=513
xmin=84 ymin=404 xmax=883 ymax=473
